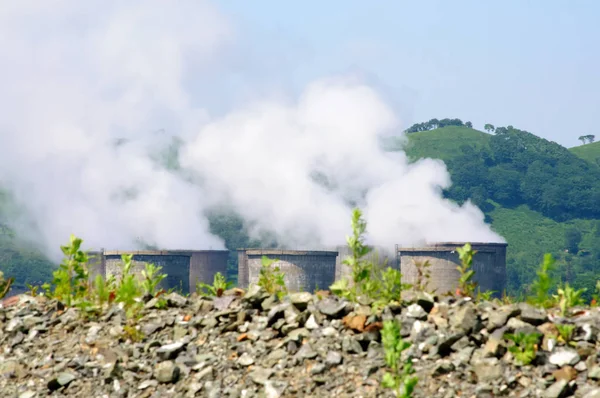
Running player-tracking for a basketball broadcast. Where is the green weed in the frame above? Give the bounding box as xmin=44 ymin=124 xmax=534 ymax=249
xmin=381 ymin=319 xmax=418 ymax=398
xmin=504 ymin=332 xmax=542 ymax=366
xmin=555 ymin=324 xmax=576 ymax=347
xmin=456 ymin=243 xmax=477 ymax=298
xmin=554 ymin=283 xmax=586 ymax=317
xmin=526 ymin=254 xmax=557 ymax=309
xmin=0 ymin=270 xmax=14 ymax=299
xmin=257 ymin=255 xmax=287 ymax=299
xmin=196 ymin=272 xmax=232 ymax=297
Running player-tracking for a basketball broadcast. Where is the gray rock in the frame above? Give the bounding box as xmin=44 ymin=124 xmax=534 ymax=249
xmin=406 ymin=304 xmax=428 ymax=320
xmin=47 ymin=372 xmax=77 ymax=391
xmin=156 ymin=342 xmax=185 ymax=360
xmin=589 ymin=365 xmax=600 ymax=380
xmin=305 ymin=314 xmax=319 ymax=330
xmin=451 ymin=303 xmax=478 ymax=333
xmin=325 ymin=351 xmax=343 ymax=366
xmin=154 ymin=361 xmax=180 ymax=383
xmin=289 ymin=292 xmax=312 ymax=310
xmin=166 ymin=292 xmax=188 ymax=307
xmin=549 ymin=348 xmax=580 ymax=367
xmin=237 ymin=352 xmax=254 ymax=366
xmin=342 ymin=336 xmax=363 ymax=354
xmin=249 ymin=367 xmax=274 ymax=385
xmin=583 ymin=389 xmax=600 ymax=398
xmin=488 ymin=305 xmax=520 ymax=331
xmin=519 ymin=303 xmax=548 ymax=325
xmin=544 ymin=379 xmax=569 ymax=398
xmin=316 ymin=298 xmax=347 ymax=318
xmin=473 ymin=358 xmax=504 ymax=382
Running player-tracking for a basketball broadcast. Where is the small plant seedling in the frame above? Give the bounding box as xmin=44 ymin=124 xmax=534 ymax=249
xmin=381 ymin=319 xmax=418 ymax=397
xmin=555 ymin=324 xmax=576 ymax=347
xmin=197 ymin=272 xmax=233 ymax=297
xmin=527 ymin=254 xmax=557 ymax=309
xmin=257 ymin=256 xmax=287 ymax=299
xmin=553 ymin=283 xmax=586 ymax=317
xmin=456 ymin=243 xmax=477 ymax=298
xmin=0 ymin=271 xmax=14 ymax=299
xmin=413 ymin=260 xmax=432 ymax=293
xmin=141 ymin=263 xmax=167 ymax=297
xmin=43 ymin=234 xmax=91 ymax=307
xmin=504 ymin=332 xmax=542 ymax=366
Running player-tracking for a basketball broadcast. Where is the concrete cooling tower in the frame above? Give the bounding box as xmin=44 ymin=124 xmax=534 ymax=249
xmin=87 ymin=250 xmax=229 ymax=295
xmin=237 ymin=249 xmax=338 ymax=292
xmin=334 ymin=244 xmax=398 ymax=282
xmin=398 ymin=242 xmax=507 ymax=297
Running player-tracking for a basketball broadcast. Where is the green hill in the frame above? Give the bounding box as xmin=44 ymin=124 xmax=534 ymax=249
xmin=389 ymin=126 xmax=492 ymax=162
xmin=570 ymin=141 xmax=600 ymax=166
xmin=398 ymin=124 xmax=600 ymax=298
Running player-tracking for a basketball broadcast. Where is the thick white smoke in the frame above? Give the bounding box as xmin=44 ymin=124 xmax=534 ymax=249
xmin=0 ymin=1 xmax=504 ymax=261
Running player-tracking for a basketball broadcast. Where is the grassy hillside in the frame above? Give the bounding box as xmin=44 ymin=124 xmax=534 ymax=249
xmin=570 ymin=141 xmax=600 ymax=166
xmin=388 ymin=126 xmax=492 ymax=162
xmin=487 ymin=202 xmax=598 ymax=294
xmin=400 ymin=125 xmax=600 ymax=297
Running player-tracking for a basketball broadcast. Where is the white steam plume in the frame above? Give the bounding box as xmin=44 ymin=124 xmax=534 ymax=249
xmin=0 ymin=1 xmax=504 ymax=262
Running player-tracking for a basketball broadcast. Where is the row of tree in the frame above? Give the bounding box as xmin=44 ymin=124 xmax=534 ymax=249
xmin=404 ymin=118 xmax=472 ymax=133
xmin=578 ymin=135 xmax=596 ymax=144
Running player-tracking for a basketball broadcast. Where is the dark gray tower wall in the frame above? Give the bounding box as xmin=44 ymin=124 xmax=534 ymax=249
xmin=334 ymin=245 xmax=398 ymax=282
xmin=237 ymin=249 xmax=249 ymax=289
xmin=188 ymin=250 xmax=230 ymax=293
xmin=243 ymin=249 xmax=338 ymax=292
xmin=398 ymin=242 xmax=507 ymax=297
xmin=103 ymin=251 xmax=191 ymax=294
xmin=86 ymin=250 xmax=106 ymax=281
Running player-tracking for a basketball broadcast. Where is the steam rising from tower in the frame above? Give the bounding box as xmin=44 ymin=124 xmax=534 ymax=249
xmin=0 ymin=1 xmax=504 ymax=262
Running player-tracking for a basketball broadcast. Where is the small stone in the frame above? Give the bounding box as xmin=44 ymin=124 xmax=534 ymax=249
xmin=19 ymin=391 xmax=36 ymax=398
xmin=473 ymin=358 xmax=504 ymax=382
xmin=156 ymin=342 xmax=185 ymax=360
xmin=325 ymin=351 xmax=343 ymax=366
xmin=583 ymin=389 xmax=600 ymax=398
xmin=342 ymin=336 xmax=363 ymax=354
xmin=138 ymin=380 xmax=159 ymax=390
xmin=237 ymin=352 xmax=254 ymax=366
xmin=432 ymin=361 xmax=455 ymax=376
xmin=47 ymin=372 xmax=77 ymax=391
xmin=310 ymin=363 xmax=326 ymax=375
xmin=406 ymin=304 xmax=428 ymax=320
xmin=519 ymin=303 xmax=548 ymax=325
xmin=451 ymin=303 xmax=478 ymax=333
xmin=317 ymin=298 xmax=347 ymax=318
xmin=552 ymin=366 xmax=577 ymax=382
xmin=588 ymin=366 xmax=600 ymax=380
xmin=166 ymin=293 xmax=188 ymax=307
xmin=305 ymin=314 xmax=319 ymax=330
xmin=544 ymin=379 xmax=569 ymax=398
xmin=154 ymin=361 xmax=180 ymax=383
xmin=488 ymin=305 xmax=520 ymax=331
xmin=289 ymin=292 xmax=312 ymax=310
xmin=264 ymin=380 xmax=288 ymax=398
xmin=249 ymin=367 xmax=274 ymax=385
xmin=549 ymin=348 xmax=580 ymax=367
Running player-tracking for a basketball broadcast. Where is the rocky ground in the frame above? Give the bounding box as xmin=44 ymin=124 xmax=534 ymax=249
xmin=2 ymin=287 xmax=600 ymax=397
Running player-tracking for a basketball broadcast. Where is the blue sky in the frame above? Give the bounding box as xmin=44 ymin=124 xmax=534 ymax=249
xmin=216 ymin=0 xmax=599 ymax=147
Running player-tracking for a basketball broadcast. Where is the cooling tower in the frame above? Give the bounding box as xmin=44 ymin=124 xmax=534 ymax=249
xmin=87 ymin=250 xmax=106 ymax=281
xmin=188 ymin=250 xmax=230 ymax=293
xmin=334 ymin=244 xmax=398 ymax=282
xmin=398 ymin=242 xmax=507 ymax=297
xmin=239 ymin=249 xmax=338 ymax=292
xmin=89 ymin=249 xmax=229 ymax=294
